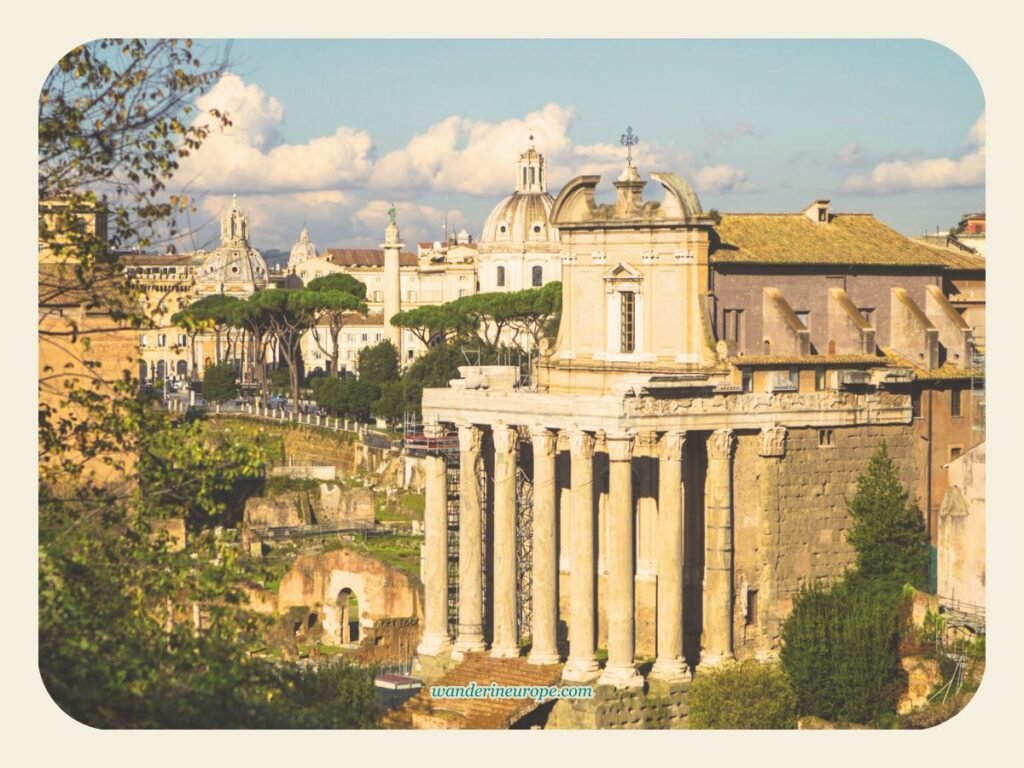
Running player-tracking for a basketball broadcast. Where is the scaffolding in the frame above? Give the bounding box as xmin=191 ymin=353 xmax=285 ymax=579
xmin=969 ymin=337 xmax=985 ymax=446
xmin=515 ymin=464 xmax=534 ymax=645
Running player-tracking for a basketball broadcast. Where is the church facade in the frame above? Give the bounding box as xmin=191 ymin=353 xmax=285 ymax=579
xmin=415 ymin=157 xmax=984 ymax=685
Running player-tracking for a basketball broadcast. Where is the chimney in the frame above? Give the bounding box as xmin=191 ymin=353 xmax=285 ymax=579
xmin=803 ymin=199 xmax=830 ymax=224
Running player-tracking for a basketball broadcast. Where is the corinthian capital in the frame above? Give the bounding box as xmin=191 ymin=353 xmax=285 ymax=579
xmin=568 ymin=430 xmax=595 ymax=460
xmin=606 ymin=433 xmax=635 ymax=463
xmin=658 ymin=430 xmax=686 ymax=461
xmin=706 ymin=429 xmax=735 ymax=460
xmin=492 ymin=424 xmax=519 ymax=455
xmin=530 ymin=427 xmax=557 ymax=457
xmin=458 ymin=424 xmax=483 ymax=454
xmin=759 ymin=426 xmax=787 ymax=458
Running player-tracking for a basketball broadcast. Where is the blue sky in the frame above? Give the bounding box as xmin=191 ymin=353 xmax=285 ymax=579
xmin=174 ymin=39 xmax=985 ymax=251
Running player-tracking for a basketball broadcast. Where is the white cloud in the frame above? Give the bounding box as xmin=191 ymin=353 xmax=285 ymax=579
xmin=370 ymin=104 xmax=578 ymax=196
xmin=180 ymin=74 xmax=375 ymax=194
xmin=835 ymin=142 xmax=864 ymax=167
xmin=841 ymin=113 xmax=985 ymax=193
xmin=694 ymin=164 xmax=758 ymax=195
xmin=350 ymin=200 xmax=465 ymax=247
xmin=174 ymin=75 xmax=759 ymax=245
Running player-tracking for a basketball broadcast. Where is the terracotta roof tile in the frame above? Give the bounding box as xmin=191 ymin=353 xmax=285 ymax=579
xmin=880 ymin=347 xmax=983 ymax=381
xmin=729 ymin=354 xmax=883 ymax=366
xmin=711 ymin=213 xmax=986 ymax=269
xmin=324 ymin=249 xmax=417 ymax=267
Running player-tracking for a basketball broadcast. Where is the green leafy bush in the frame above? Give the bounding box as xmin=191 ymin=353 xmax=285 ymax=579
xmin=781 ymin=578 xmax=906 ymax=724
xmin=202 ymin=363 xmax=238 ymax=403
xmin=687 ymin=660 xmax=796 ymax=729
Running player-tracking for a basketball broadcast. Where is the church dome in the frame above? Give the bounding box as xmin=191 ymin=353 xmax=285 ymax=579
xmin=479 ymin=140 xmax=559 ymax=248
xmin=288 ymin=226 xmax=319 ymax=269
xmin=480 ymin=192 xmax=558 ymax=245
xmin=195 ymin=196 xmax=270 ymax=296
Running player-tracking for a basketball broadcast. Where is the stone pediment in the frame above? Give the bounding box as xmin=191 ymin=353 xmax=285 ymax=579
xmin=602 ymin=262 xmax=643 ymax=282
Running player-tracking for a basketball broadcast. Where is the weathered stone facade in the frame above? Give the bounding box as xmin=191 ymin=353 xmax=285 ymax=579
xmin=544 ymin=682 xmax=690 ymax=729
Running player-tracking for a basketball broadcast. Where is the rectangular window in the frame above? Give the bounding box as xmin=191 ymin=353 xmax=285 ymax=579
xmin=497 ymin=265 xmax=506 ymax=287
xmin=951 ymin=388 xmax=962 ymax=417
xmin=818 ymin=428 xmax=834 ymax=448
xmin=814 ymin=366 xmax=825 ymax=391
xmin=723 ymin=309 xmax=744 ymax=344
xmin=376 ymin=333 xmax=382 ymax=342
xmin=795 ymin=310 xmax=810 ymax=331
xmin=911 ymin=392 xmax=922 ymax=419
xmin=532 ymin=265 xmax=543 ymax=287
xmin=950 ymin=446 xmax=963 ymax=461
xmin=140 ymin=334 xmax=148 ymax=348
xmin=177 ymin=334 xmax=186 ymax=347
xmin=788 ymin=368 xmax=800 ymax=389
xmin=157 ymin=334 xmax=167 ymax=347
xmin=746 ymin=589 xmax=758 ymax=626
xmin=741 ymin=368 xmax=753 ymax=393
xmin=620 ymin=291 xmax=636 ymax=353
xmin=859 ymin=307 xmax=875 ymax=325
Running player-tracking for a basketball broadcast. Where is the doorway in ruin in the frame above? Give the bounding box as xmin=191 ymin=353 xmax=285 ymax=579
xmin=337 ymin=587 xmax=360 ymax=644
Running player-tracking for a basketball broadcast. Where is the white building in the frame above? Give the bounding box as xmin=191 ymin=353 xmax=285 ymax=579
xmin=477 ymin=140 xmax=561 ymax=293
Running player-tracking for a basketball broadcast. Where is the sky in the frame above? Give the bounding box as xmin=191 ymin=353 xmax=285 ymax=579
xmin=167 ymin=39 xmax=985 ymax=252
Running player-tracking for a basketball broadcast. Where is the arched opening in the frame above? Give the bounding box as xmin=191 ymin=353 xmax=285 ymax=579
xmin=138 ymin=361 xmax=148 ymax=384
xmin=176 ymin=359 xmax=188 ymax=378
xmin=337 ymin=588 xmax=360 ymax=644
xmin=532 ymin=265 xmax=543 ymax=287
xmin=155 ymin=359 xmax=167 ymax=380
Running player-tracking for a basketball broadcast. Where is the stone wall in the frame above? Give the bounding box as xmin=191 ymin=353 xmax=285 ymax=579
xmin=732 ymin=423 xmax=917 ymax=658
xmin=243 ymin=485 xmax=375 ymax=530
xmin=278 ymin=548 xmax=424 ymax=645
xmin=354 ymin=616 xmax=421 ymax=666
xmin=545 ymin=681 xmax=690 ymax=729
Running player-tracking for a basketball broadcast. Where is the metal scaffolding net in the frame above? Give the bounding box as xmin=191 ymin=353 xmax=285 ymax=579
xmin=515 ymin=462 xmax=534 ymax=645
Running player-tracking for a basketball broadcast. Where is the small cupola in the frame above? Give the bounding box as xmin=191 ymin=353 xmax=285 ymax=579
xmin=804 ymin=199 xmax=831 ymax=224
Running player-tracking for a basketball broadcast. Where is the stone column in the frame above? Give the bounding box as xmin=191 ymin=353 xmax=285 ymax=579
xmin=491 ymin=424 xmax=520 ymax=658
xmin=599 ymin=433 xmax=643 ymax=688
xmin=563 ymin=431 xmax=600 ymax=681
xmin=702 ymin=429 xmax=735 ymax=667
xmin=528 ymin=427 xmax=560 ymax=665
xmin=453 ymin=424 xmax=485 ymax=658
xmin=757 ymin=426 xmax=787 ymax=657
xmin=417 ymin=449 xmax=452 ymax=657
xmin=651 ymin=430 xmax=688 ymax=681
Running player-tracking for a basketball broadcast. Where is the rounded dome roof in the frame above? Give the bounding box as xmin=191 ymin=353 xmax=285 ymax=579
xmin=196 ymin=246 xmax=269 ymax=294
xmin=288 ymin=226 xmax=319 ymax=268
xmin=480 ymin=192 xmax=558 ymax=246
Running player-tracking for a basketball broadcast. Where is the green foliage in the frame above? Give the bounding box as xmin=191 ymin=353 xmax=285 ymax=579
xmin=846 ymin=442 xmax=929 ymax=589
xmin=687 ymin=660 xmax=797 ymax=729
xmin=269 ymin=367 xmax=291 ymax=391
xmin=401 ymin=343 xmax=465 ymax=412
xmin=313 ymin=376 xmax=378 ymax=422
xmin=272 ymin=661 xmax=379 ymax=728
xmin=372 ymin=380 xmax=405 ymax=424
xmin=202 ymin=362 xmax=238 ymax=403
xmin=781 ymin=578 xmax=906 ymax=724
xmin=358 ymin=339 xmax=399 ymax=385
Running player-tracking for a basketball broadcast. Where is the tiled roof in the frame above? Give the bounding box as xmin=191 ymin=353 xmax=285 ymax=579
xmin=711 ymin=213 xmax=986 ymax=269
xmin=729 ymin=354 xmax=884 ymax=367
xmin=341 ymin=312 xmax=384 ymax=327
xmin=324 ymin=249 xmax=417 ymax=267
xmin=880 ymin=347 xmax=984 ymax=381
xmin=118 ymin=253 xmax=193 ymax=267
xmin=38 ymin=262 xmax=136 ymax=311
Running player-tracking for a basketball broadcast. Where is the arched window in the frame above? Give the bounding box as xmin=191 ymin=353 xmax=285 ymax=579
xmin=532 ymin=265 xmax=543 ymax=287
xmin=497 ymin=265 xmax=506 ymax=287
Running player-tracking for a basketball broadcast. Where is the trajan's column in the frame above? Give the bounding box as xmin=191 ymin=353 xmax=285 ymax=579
xmin=382 ymin=204 xmax=403 ymax=359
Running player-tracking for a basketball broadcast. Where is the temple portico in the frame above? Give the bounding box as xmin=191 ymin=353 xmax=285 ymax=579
xmin=415 ymin=154 xmax=918 ymax=688
xmin=415 ymin=374 xmax=911 ymax=686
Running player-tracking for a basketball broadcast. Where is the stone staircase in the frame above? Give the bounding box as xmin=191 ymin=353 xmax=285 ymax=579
xmin=381 ymin=652 xmax=564 ymax=729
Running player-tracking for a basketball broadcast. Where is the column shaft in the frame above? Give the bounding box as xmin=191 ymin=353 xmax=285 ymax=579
xmin=563 ymin=431 xmax=599 ymax=681
xmin=652 ymin=431 xmax=688 ymax=681
xmin=417 ymin=450 xmax=452 ymax=656
xmin=599 ymin=434 xmax=642 ymax=688
xmin=703 ymin=429 xmax=735 ymax=666
xmin=528 ymin=428 xmax=560 ymax=665
xmin=453 ymin=425 xmax=485 ymax=657
xmin=491 ymin=425 xmax=520 ymax=658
